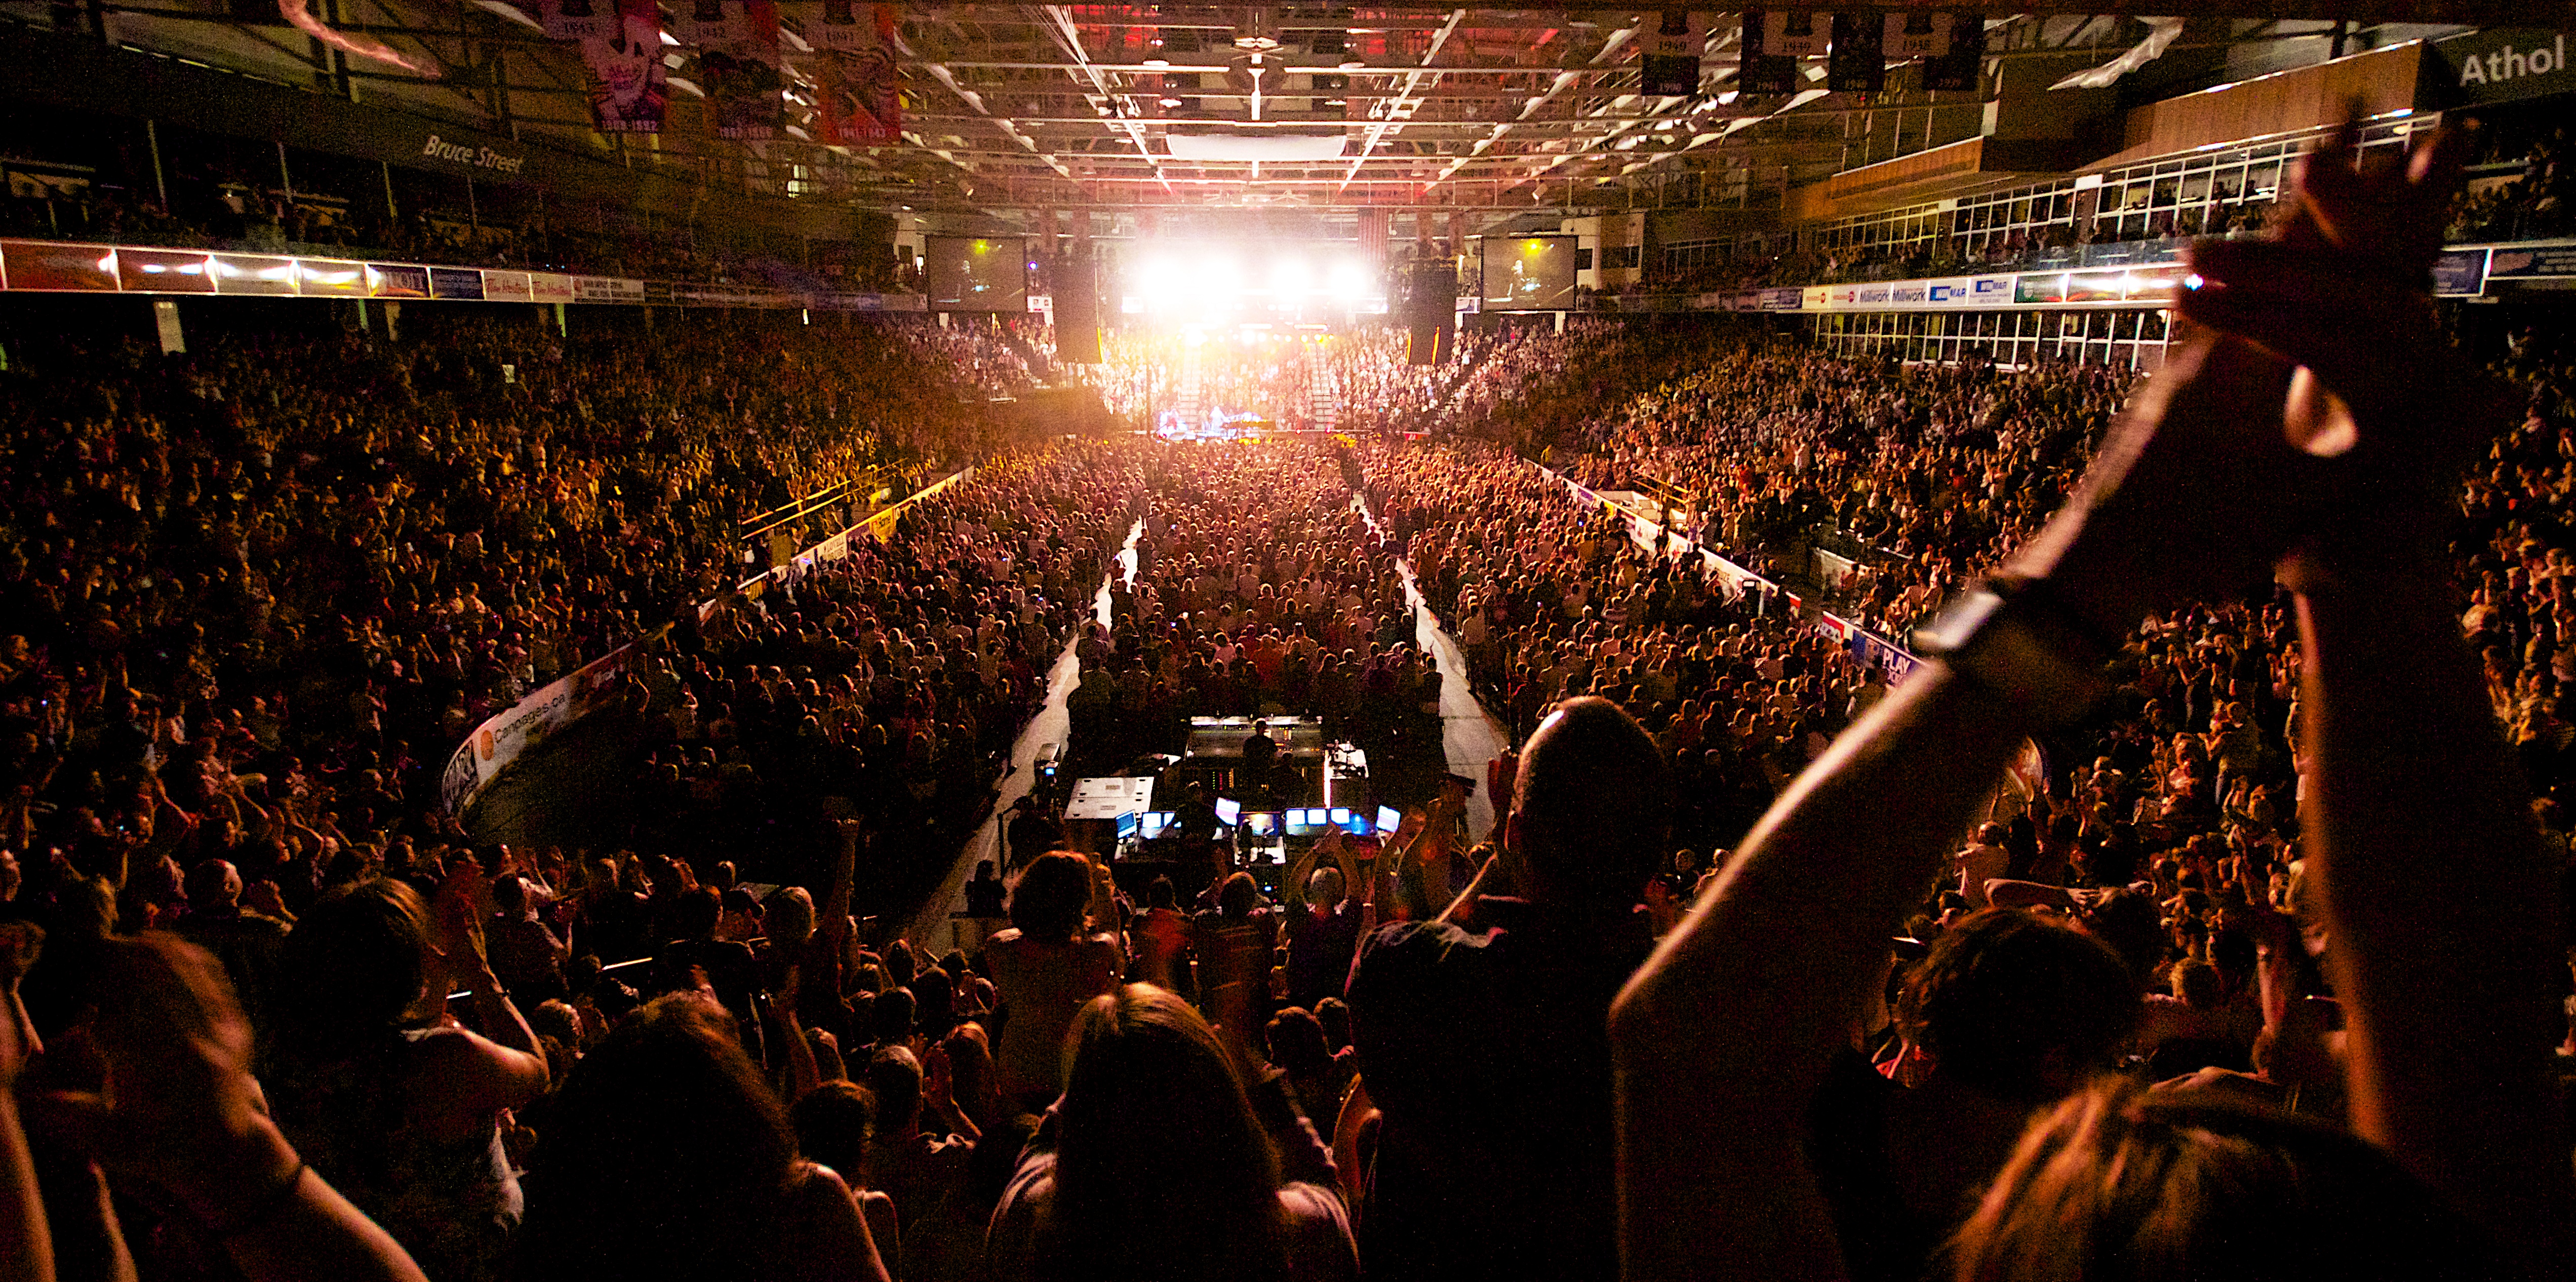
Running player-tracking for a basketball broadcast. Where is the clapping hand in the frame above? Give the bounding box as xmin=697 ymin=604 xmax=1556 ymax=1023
xmin=2179 ymin=120 xmax=2508 ymax=526
xmin=429 ymin=860 xmax=497 ymax=992
xmin=2009 ymin=118 xmax=2493 ymax=632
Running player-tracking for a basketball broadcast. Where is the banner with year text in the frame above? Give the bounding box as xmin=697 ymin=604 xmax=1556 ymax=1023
xmin=579 ymin=0 xmax=669 ymax=133
xmin=816 ymin=3 xmax=903 ymax=144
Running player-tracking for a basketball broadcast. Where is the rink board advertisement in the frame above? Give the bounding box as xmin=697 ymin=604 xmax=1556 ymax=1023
xmin=441 ymin=467 xmax=973 ymax=815
xmin=440 ymin=642 xmax=640 ymax=812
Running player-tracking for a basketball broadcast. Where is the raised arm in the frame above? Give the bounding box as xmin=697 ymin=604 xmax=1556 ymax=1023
xmin=0 ymin=924 xmax=50 ymax=1282
xmin=2177 ymin=124 xmax=2574 ymax=1271
xmin=820 ymin=818 xmax=861 ymax=952
xmin=1609 ymin=326 xmax=2313 ymax=1282
xmin=424 ymin=866 xmax=548 ymax=1111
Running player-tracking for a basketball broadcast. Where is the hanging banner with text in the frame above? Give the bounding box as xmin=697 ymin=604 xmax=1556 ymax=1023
xmin=580 ymin=0 xmax=669 ymax=133
xmin=706 ymin=0 xmax=786 ymax=139
xmin=1827 ymin=13 xmax=1886 ymax=93
xmin=1640 ymin=10 xmax=1705 ymax=97
xmin=817 ymin=3 xmax=903 ymax=143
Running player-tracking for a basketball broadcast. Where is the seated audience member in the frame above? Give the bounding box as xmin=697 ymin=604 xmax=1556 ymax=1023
xmin=982 ymin=853 xmax=1123 ymax=1111
xmin=985 ymin=984 xmax=1357 ymax=1282
xmin=267 ymin=876 xmax=548 ymax=1282
xmin=1346 ymin=695 xmax=1670 ymax=1282
xmin=1611 ymin=124 xmax=2571 ymax=1282
xmin=517 ymin=992 xmax=891 ymax=1282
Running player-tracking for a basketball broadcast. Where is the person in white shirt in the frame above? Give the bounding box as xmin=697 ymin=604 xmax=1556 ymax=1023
xmin=1953 ymin=823 xmax=2013 ymax=910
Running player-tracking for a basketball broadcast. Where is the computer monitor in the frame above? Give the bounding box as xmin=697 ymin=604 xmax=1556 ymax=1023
xmin=1246 ymin=812 xmax=1281 ymax=837
xmin=1116 ymin=811 xmax=1140 ymax=840
xmin=1285 ymin=808 xmax=1325 ymax=837
xmin=1214 ymin=797 xmax=1242 ymax=826
xmin=1329 ymin=806 xmax=1352 ymax=827
xmin=1140 ymin=811 xmax=1173 ymax=839
xmin=1376 ymin=805 xmax=1402 ymax=835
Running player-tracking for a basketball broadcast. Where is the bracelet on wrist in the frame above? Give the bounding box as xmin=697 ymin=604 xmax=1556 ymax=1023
xmin=1915 ymin=575 xmax=2122 ymax=727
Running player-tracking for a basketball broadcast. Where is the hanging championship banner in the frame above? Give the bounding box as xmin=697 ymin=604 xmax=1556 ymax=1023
xmin=540 ymin=0 xmax=606 ymax=42
xmin=806 ymin=0 xmax=866 ymax=50
xmin=1760 ymin=10 xmax=1830 ymax=57
xmin=672 ymin=0 xmax=741 ymax=46
xmin=1640 ymin=10 xmax=1703 ymax=97
xmin=706 ymin=0 xmax=786 ymax=139
xmin=1883 ymin=11 xmax=1952 ymax=59
xmin=1737 ymin=11 xmax=1804 ymax=95
xmin=817 ymin=3 xmax=902 ymax=143
xmin=582 ymin=0 xmax=669 ymax=133
xmin=1919 ymin=11 xmax=1985 ymax=92
xmin=1827 ymin=13 xmax=1886 ymax=93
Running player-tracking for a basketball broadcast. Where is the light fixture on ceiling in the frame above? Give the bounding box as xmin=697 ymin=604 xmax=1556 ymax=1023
xmin=1161 ymin=97 xmax=1185 ymax=107
xmin=1143 ymin=57 xmax=1171 ymax=67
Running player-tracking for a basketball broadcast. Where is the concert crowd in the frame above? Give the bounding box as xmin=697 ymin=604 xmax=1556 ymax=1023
xmin=0 ymin=126 xmax=2569 ymax=1282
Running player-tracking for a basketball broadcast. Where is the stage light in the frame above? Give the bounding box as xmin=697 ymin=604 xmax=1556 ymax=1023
xmin=1135 ymin=257 xmax=1182 ymax=313
xmin=1204 ymin=253 xmax=1246 ymax=300
xmin=1329 ymin=261 xmax=1367 ymax=302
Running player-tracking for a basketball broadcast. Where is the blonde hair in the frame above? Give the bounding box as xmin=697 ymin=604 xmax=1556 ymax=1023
xmin=1953 ymin=1076 xmax=2492 ymax=1282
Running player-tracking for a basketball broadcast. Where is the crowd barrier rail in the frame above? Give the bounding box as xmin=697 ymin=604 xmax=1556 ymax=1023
xmin=1537 ymin=464 xmax=1921 ymax=681
xmin=438 ymin=465 xmax=975 ymax=816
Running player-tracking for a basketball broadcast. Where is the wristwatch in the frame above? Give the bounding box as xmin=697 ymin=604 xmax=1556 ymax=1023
xmin=1913 ymin=575 xmax=2121 ymax=726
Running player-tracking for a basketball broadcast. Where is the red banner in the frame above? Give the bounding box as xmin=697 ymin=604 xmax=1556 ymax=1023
xmin=817 ymin=3 xmax=901 ymax=144
xmin=580 ymin=0 xmax=669 ymax=133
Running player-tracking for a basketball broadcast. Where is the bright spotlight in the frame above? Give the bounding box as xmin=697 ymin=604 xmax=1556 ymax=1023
xmin=1136 ymin=258 xmax=1183 ymax=313
xmin=1205 ymin=254 xmax=1246 ymax=299
xmin=1329 ymin=261 xmax=1367 ymax=302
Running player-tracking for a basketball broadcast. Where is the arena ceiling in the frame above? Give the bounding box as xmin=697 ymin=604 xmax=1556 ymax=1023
xmin=6 ymin=2 xmax=2564 ymax=230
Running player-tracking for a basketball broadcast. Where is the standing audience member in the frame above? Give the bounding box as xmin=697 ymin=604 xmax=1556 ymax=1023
xmin=1346 ymin=696 xmax=1669 ymax=1282
xmin=982 ymin=853 xmax=1123 ymax=1111
xmin=517 ymin=992 xmax=890 ymax=1282
xmin=1611 ymin=123 xmax=2572 ymax=1282
xmin=984 ymin=984 xmax=1357 ymax=1282
xmin=266 ymin=875 xmax=547 ymax=1282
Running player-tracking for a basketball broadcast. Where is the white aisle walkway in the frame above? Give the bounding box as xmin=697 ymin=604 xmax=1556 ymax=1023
xmin=896 ymin=519 xmax=1141 ymax=951
xmin=1355 ymin=496 xmax=1515 ymax=843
